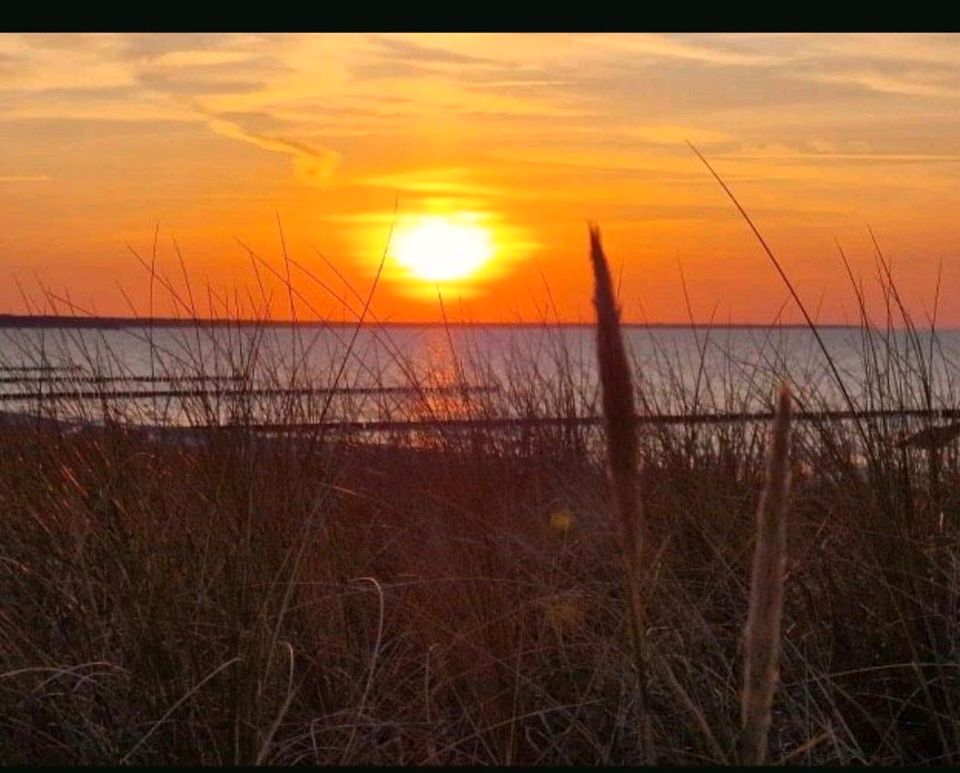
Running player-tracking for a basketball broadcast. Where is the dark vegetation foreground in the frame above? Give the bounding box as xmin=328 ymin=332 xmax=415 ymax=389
xmin=2 ymin=211 xmax=959 ymax=763
xmin=1 ymin=400 xmax=958 ymax=764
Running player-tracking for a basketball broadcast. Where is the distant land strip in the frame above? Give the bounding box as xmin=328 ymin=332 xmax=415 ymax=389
xmin=0 ymin=314 xmax=862 ymax=330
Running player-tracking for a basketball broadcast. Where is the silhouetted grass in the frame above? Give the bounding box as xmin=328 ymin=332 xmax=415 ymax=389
xmin=0 ymin=217 xmax=959 ymax=765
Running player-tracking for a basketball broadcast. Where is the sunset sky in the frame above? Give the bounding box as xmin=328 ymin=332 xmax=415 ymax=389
xmin=3 ymin=33 xmax=960 ymax=324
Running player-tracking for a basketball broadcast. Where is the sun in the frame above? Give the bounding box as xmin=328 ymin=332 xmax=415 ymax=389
xmin=390 ymin=215 xmax=495 ymax=283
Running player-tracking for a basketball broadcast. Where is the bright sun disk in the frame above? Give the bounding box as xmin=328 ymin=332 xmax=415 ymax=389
xmin=391 ymin=215 xmax=494 ymax=282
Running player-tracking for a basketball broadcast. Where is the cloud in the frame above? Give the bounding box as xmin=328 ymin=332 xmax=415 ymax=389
xmin=809 ymin=33 xmax=960 ymax=68
xmin=625 ymin=124 xmax=735 ymax=146
xmin=360 ymin=167 xmax=503 ymax=198
xmin=582 ymin=33 xmax=783 ymax=67
xmin=719 ymin=150 xmax=960 ymax=165
xmin=138 ymin=72 xmax=268 ymax=96
xmin=368 ymin=35 xmax=498 ymax=67
xmin=801 ymin=69 xmax=959 ymax=99
xmin=205 ymin=115 xmax=340 ymax=186
xmin=151 ymin=49 xmax=263 ymax=68
xmin=349 ymin=60 xmax=437 ymax=81
xmin=0 ymin=174 xmax=49 ymax=183
xmin=133 ymin=48 xmax=289 ymax=99
xmin=8 ymin=33 xmax=960 ymax=250
xmin=115 ymin=33 xmax=241 ymax=63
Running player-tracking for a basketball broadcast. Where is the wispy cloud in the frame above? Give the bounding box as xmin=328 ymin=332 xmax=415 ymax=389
xmin=368 ymin=35 xmax=497 ymax=67
xmin=205 ymin=115 xmax=341 ymax=186
xmin=580 ymin=33 xmax=783 ymax=66
xmin=0 ymin=174 xmax=49 ymax=182
xmin=360 ymin=168 xmax=502 ymax=197
xmin=801 ymin=69 xmax=959 ymax=99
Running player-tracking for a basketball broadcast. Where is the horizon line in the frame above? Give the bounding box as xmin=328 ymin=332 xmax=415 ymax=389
xmin=0 ymin=313 xmax=918 ymax=331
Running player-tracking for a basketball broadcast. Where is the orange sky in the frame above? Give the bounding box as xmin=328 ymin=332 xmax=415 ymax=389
xmin=3 ymin=33 xmax=960 ymax=324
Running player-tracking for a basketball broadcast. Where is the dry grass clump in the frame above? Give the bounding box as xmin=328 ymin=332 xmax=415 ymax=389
xmin=1 ymin=350 xmax=959 ymax=764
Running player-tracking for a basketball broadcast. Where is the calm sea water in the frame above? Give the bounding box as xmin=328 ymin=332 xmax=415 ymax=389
xmin=1 ymin=324 xmax=958 ymax=428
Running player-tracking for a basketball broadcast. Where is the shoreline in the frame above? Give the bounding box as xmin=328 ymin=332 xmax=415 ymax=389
xmin=0 ymin=313 xmax=869 ymax=330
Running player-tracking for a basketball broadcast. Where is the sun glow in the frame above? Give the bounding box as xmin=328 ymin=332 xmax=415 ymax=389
xmin=390 ymin=215 xmax=495 ymax=283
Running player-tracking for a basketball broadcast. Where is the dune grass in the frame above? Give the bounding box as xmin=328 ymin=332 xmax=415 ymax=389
xmin=0 ymin=216 xmax=959 ymax=764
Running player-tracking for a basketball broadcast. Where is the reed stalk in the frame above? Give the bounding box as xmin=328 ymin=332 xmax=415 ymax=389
xmin=741 ymin=383 xmax=792 ymax=764
xmin=588 ymin=225 xmax=653 ymax=758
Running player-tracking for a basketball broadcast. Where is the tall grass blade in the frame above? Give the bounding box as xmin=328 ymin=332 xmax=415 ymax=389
xmin=686 ymin=141 xmax=869 ymax=452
